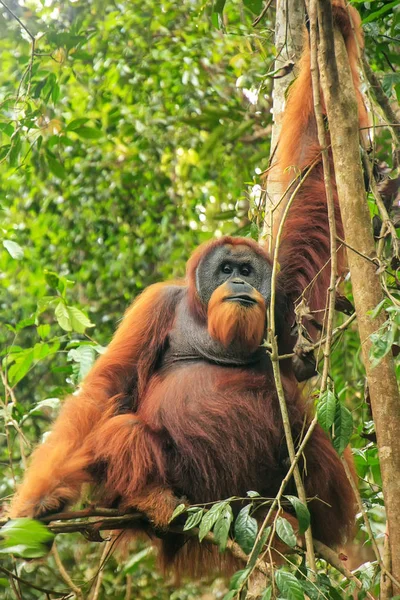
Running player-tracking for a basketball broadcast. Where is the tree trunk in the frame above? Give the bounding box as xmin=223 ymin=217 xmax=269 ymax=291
xmin=317 ymin=0 xmax=400 ymax=589
xmin=261 ymin=0 xmax=304 ymax=247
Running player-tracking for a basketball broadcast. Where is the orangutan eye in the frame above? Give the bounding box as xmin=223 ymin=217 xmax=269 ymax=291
xmin=222 ymin=263 xmax=232 ymax=274
xmin=240 ymin=266 xmax=251 ymax=276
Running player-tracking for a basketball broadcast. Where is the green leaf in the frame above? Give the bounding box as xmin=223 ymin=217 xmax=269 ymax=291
xmin=211 ymin=0 xmax=226 ymax=30
xmin=16 ymin=317 xmax=35 ymax=331
xmin=9 ymin=132 xmax=21 ymax=167
xmin=222 ymin=592 xmax=237 ymax=600
xmin=66 ymin=118 xmax=90 ymax=131
xmin=213 ymin=505 xmax=233 ymax=552
xmin=47 ymin=155 xmax=66 ymax=179
xmin=362 ymin=1 xmax=398 ymax=24
xmin=55 ymin=303 xmax=94 ymax=333
xmin=68 ymin=306 xmax=95 ymax=333
xmin=332 ymin=402 xmax=353 ymax=455
xmin=247 ymin=526 xmax=271 ymax=569
xmin=183 ymin=508 xmax=204 ymax=531
xmin=55 ymin=301 xmax=72 ymax=331
xmin=260 ymin=588 xmax=272 ymax=600
xmin=275 ymin=516 xmax=296 ymax=548
xmin=243 ymin=0 xmax=263 ymax=15
xmin=67 ymin=345 xmax=96 ymax=380
xmin=247 ymin=490 xmax=260 ymax=498
xmin=74 ymin=126 xmax=103 ymax=139
xmin=317 ymin=389 xmax=337 ymax=432
xmin=8 ymin=350 xmax=34 ymax=386
xmin=37 ymin=324 xmax=51 ymax=339
xmin=369 ymin=321 xmax=396 ymax=368
xmin=0 ymin=122 xmax=14 ymax=137
xmin=123 ymin=547 xmax=153 ymax=574
xmin=169 ymin=503 xmax=186 ymax=522
xmin=199 ymin=501 xmax=227 ymax=542
xmin=229 ymin=567 xmax=251 ymax=591
xmin=234 ymin=504 xmax=258 ymax=554
xmin=284 ymin=496 xmax=310 ymax=535
xmin=0 ymin=519 xmax=54 ymax=559
xmin=3 ymin=240 xmax=24 ymax=260
xmin=275 ymin=570 xmax=305 ymax=600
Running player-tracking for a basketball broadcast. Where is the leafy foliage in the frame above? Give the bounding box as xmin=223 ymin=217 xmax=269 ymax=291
xmin=0 ymin=0 xmax=398 ymax=598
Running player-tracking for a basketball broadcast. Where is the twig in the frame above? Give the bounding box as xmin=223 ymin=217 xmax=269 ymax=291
xmin=253 ymin=0 xmax=274 ymax=27
xmin=0 ymin=565 xmax=67 ymax=596
xmin=52 ymin=540 xmax=83 ymax=598
xmin=90 ymin=539 xmax=113 ymax=600
xmin=278 ymin=312 xmax=357 ymax=360
xmin=267 ymin=147 xmax=318 ymax=572
xmin=0 ymin=0 xmax=34 ymax=39
xmin=309 ymin=0 xmax=338 ymax=394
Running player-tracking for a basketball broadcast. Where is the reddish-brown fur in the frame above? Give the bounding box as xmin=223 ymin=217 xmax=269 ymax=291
xmin=208 ymin=283 xmax=266 ymax=351
xmin=274 ymin=0 xmax=369 ymax=324
xmin=10 ymin=0 xmax=363 ymax=579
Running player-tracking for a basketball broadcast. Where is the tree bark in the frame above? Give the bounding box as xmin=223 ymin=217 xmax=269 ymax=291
xmin=261 ymin=0 xmax=304 ymax=247
xmin=317 ymin=0 xmax=400 ymax=589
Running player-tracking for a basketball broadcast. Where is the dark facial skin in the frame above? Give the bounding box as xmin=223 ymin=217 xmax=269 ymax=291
xmin=195 ymin=244 xmax=272 ymax=305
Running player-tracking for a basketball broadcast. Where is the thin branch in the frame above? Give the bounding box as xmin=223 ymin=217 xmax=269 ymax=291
xmin=253 ymin=0 xmax=274 ymax=27
xmin=0 ymin=1 xmax=34 ymax=40
xmin=52 ymin=541 xmax=83 ymax=598
xmin=0 ymin=566 xmax=67 ymax=597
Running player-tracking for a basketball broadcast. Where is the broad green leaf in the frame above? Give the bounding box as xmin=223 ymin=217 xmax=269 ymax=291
xmin=199 ymin=501 xmax=227 ymax=542
xmin=123 ymin=547 xmax=153 ymax=574
xmin=247 ymin=526 xmax=271 ymax=569
xmin=285 ymin=496 xmax=310 ymax=535
xmin=169 ymin=503 xmax=186 ymax=522
xmin=369 ymin=322 xmax=396 ymax=368
xmin=369 ymin=298 xmax=387 ymax=319
xmin=65 ymin=118 xmax=90 ymax=131
xmin=234 ymin=504 xmax=258 ymax=554
xmin=260 ymin=588 xmax=272 ymax=600
xmin=3 ymin=240 xmax=24 ymax=260
xmin=362 ymin=1 xmax=398 ymax=24
xmin=211 ymin=0 xmax=226 ymax=29
xmin=275 ymin=570 xmax=305 ymax=600
xmin=74 ymin=126 xmax=102 ymax=139
xmin=55 ymin=301 xmax=72 ymax=331
xmin=37 ymin=324 xmax=51 ymax=339
xmin=9 ymin=132 xmax=21 ymax=166
xmin=0 ymin=519 xmax=54 ymax=559
xmin=332 ymin=402 xmax=353 ymax=455
xmin=68 ymin=345 xmax=96 ymax=380
xmin=243 ymin=0 xmax=263 ymax=15
xmin=0 ymin=122 xmax=14 ymax=137
xmin=317 ymin=389 xmax=337 ymax=432
xmin=183 ymin=508 xmax=204 ymax=531
xmin=8 ymin=350 xmax=34 ymax=386
xmin=213 ymin=505 xmax=233 ymax=552
xmin=55 ymin=303 xmax=94 ymax=333
xmin=229 ymin=567 xmax=251 ymax=591
xmin=16 ymin=316 xmax=35 ymax=330
xmin=47 ymin=155 xmax=66 ymax=179
xmin=222 ymin=592 xmax=237 ymax=600
xmin=275 ymin=516 xmax=296 ymax=548
xmin=68 ymin=306 xmax=95 ymax=333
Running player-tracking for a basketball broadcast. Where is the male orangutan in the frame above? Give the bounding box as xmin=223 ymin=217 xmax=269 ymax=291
xmin=10 ymin=0 xmax=367 ymax=577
